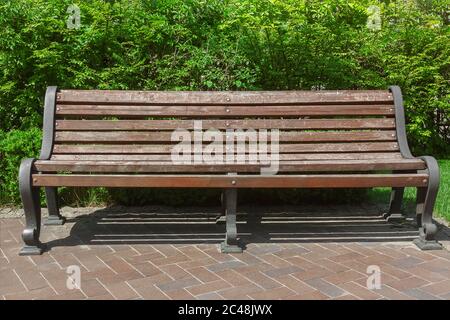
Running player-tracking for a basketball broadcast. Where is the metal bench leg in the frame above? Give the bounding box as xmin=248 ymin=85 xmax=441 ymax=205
xmin=44 ymin=187 xmax=65 ymax=225
xmin=220 ymin=188 xmax=242 ymax=253
xmin=383 ymin=187 xmax=405 ymax=222
xmin=415 ymin=187 xmax=426 ymax=228
xmin=19 ymin=159 xmax=45 ymax=255
xmin=215 ymin=190 xmax=226 ymax=224
xmin=413 ymin=156 xmax=442 ymax=250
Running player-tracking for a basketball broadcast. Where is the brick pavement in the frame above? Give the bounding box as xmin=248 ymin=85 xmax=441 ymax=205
xmin=1 ymin=205 xmax=449 ymax=300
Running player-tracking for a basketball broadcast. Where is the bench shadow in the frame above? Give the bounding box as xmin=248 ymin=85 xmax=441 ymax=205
xmin=43 ymin=204 xmax=450 ymax=252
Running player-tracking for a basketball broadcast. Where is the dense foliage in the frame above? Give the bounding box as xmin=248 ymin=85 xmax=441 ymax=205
xmin=0 ymin=0 xmax=448 ymax=205
xmin=0 ymin=128 xmax=42 ymax=204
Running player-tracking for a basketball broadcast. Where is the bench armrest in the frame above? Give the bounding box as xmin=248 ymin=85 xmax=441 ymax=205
xmin=390 ymin=86 xmax=440 ymax=181
xmin=39 ymin=86 xmax=58 ymax=160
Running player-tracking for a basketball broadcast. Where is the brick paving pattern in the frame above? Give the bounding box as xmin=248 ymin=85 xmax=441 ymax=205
xmin=1 ymin=206 xmax=450 ymax=300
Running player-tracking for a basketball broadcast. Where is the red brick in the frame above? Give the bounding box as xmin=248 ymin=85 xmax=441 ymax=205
xmin=241 ymin=271 xmax=283 ymax=290
xmin=339 ymin=281 xmax=383 ymax=300
xmin=420 ymin=280 xmax=450 ymax=296
xmin=159 ymin=264 xmax=191 ymax=280
xmin=215 ymin=269 xmax=253 ymax=287
xmin=126 ymin=282 xmax=168 ymax=300
xmin=275 ymin=275 xmax=316 ymax=295
xmin=101 ymin=281 xmax=141 ymax=300
xmin=292 ymin=267 xmax=332 ymax=281
xmin=46 ymin=290 xmax=87 ymax=300
xmin=218 ymin=284 xmax=262 ymax=299
xmin=13 ymin=267 xmax=48 ymax=291
xmin=196 ymin=292 xmax=224 ymax=300
xmin=379 ymin=287 xmax=416 ymax=300
xmin=328 ymin=252 xmax=365 ymax=263
xmin=4 ymin=286 xmax=56 ymax=300
xmin=79 ymin=278 xmax=109 ymax=297
xmin=248 ymin=287 xmax=296 ymax=300
xmin=0 ymin=269 xmax=27 ymax=295
xmin=386 ymin=276 xmax=429 ymax=292
xmin=164 ymin=288 xmax=195 ymax=300
xmin=187 ymin=280 xmax=231 ymax=296
xmin=284 ymin=290 xmax=329 ymax=300
xmin=258 ymin=254 xmax=294 ymax=268
xmin=186 ymin=266 xmax=220 ymax=283
xmin=323 ymin=270 xmax=366 ymax=285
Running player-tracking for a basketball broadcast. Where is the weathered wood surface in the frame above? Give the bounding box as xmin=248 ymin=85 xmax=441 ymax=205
xmin=32 ymin=173 xmax=428 ymax=188
xmin=50 ymin=152 xmax=403 ymax=161
xmin=54 ymin=130 xmax=397 ymax=143
xmin=52 ymin=142 xmax=400 ymax=154
xmin=34 ymin=159 xmax=425 ymax=173
xmin=57 ymin=90 xmax=393 ymax=105
xmin=56 ymin=104 xmax=395 ymax=117
xmin=55 ymin=118 xmax=396 ymax=130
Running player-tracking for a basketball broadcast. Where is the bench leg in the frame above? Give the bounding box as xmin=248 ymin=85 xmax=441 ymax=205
xmin=413 ymin=157 xmax=442 ymax=250
xmin=220 ymin=188 xmax=242 ymax=253
xmin=415 ymin=187 xmax=426 ymax=228
xmin=43 ymin=187 xmax=65 ymax=225
xmin=215 ymin=190 xmax=226 ymax=224
xmin=383 ymin=187 xmax=405 ymax=222
xmin=19 ymin=159 xmax=45 ymax=255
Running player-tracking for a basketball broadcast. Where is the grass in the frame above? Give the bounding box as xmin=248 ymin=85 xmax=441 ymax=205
xmin=368 ymin=160 xmax=450 ymax=223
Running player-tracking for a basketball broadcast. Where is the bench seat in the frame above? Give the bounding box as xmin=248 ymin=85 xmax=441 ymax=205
xmin=31 ymin=173 xmax=429 ymax=189
xmin=33 ymin=159 xmax=426 ymax=173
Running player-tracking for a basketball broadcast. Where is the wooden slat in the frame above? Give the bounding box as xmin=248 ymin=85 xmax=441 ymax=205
xmin=57 ymin=90 xmax=393 ymax=105
xmin=55 ymin=119 xmax=396 ymax=131
xmin=54 ymin=130 xmax=397 ymax=143
xmin=34 ymin=159 xmax=425 ymax=173
xmin=32 ymin=173 xmax=428 ymax=188
xmin=56 ymin=104 xmax=395 ymax=117
xmin=50 ymin=152 xmax=403 ymax=161
xmin=52 ymin=142 xmax=400 ymax=154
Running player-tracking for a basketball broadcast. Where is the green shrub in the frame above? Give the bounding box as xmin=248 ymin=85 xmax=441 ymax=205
xmin=0 ymin=128 xmax=42 ymax=204
xmin=0 ymin=0 xmax=448 ymax=156
xmin=0 ymin=0 xmax=448 ymax=207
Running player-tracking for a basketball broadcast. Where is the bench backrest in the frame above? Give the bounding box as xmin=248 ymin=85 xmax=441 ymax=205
xmin=42 ymin=88 xmax=401 ymax=165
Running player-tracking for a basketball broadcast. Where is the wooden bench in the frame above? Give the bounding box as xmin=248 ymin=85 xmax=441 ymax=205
xmin=18 ymin=86 xmax=441 ymax=255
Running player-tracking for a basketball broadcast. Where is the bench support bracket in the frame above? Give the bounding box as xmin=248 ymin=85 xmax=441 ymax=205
xmin=43 ymin=187 xmax=65 ymax=225
xmin=413 ymin=156 xmax=442 ymax=250
xmin=383 ymin=187 xmax=405 ymax=222
xmin=19 ymin=159 xmax=45 ymax=255
xmin=215 ymin=191 xmax=227 ymax=224
xmin=220 ymin=188 xmax=242 ymax=253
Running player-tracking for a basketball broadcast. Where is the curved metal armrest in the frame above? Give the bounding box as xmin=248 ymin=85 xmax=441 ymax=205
xmin=418 ymin=155 xmax=440 ymax=186
xmin=39 ymin=86 xmax=58 ymax=160
xmin=389 ymin=85 xmax=440 ymax=175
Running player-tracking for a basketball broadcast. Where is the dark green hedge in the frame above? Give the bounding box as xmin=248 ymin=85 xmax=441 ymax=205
xmin=0 ymin=0 xmax=448 ymax=206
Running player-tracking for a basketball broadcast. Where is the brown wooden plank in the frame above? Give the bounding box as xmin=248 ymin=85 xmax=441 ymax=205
xmin=34 ymin=159 xmax=425 ymax=173
xmin=56 ymin=104 xmax=395 ymax=117
xmin=55 ymin=118 xmax=396 ymax=131
xmin=57 ymin=90 xmax=393 ymax=105
xmin=50 ymin=152 xmax=403 ymax=161
xmin=54 ymin=130 xmax=397 ymax=143
xmin=52 ymin=142 xmax=400 ymax=154
xmin=32 ymin=173 xmax=428 ymax=188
